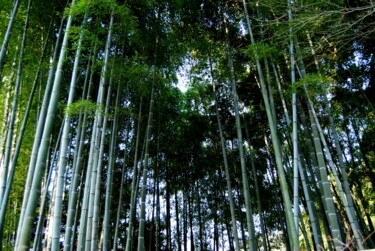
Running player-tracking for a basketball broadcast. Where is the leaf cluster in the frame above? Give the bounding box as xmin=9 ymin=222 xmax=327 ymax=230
xmin=242 ymin=43 xmax=281 ymax=61
xmin=65 ymin=99 xmax=101 ymax=116
xmin=291 ymin=73 xmax=333 ymax=96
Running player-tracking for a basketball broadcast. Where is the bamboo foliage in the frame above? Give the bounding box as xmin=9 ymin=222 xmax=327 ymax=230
xmin=0 ymin=0 xmax=372 ymax=250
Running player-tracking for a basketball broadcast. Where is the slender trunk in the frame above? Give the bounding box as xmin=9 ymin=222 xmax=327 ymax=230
xmin=64 ymin=43 xmax=96 ymax=251
xmin=296 ymin=43 xmax=363 ymax=247
xmin=0 ymin=0 xmax=51 ymax=241
xmin=239 ymin=213 xmax=247 ymax=251
xmin=0 ymin=0 xmax=30 ymax=204
xmin=299 ymin=212 xmax=312 ymax=251
xmin=288 ymin=1 xmax=299 ymax=243
xmin=137 ymin=86 xmax=155 ymax=251
xmin=306 ymin=29 xmax=366 ymax=249
xmin=242 ymin=1 xmax=299 ymax=249
xmin=125 ymin=98 xmax=143 ymax=251
xmin=188 ymin=192 xmax=195 ymax=251
xmin=33 ymin=122 xmax=64 ymax=251
xmin=154 ymin=129 xmax=160 ymax=251
xmin=214 ymin=93 xmax=240 ymax=251
xmin=249 ymin=144 xmax=269 ymax=251
xmin=103 ymin=82 xmax=120 ymax=251
xmin=224 ymin=17 xmax=257 ymax=250
xmin=90 ymin=80 xmax=113 ymax=251
xmin=0 ymin=0 xmax=20 ymax=78
xmin=183 ymin=190 xmax=188 ymax=251
xmin=308 ymin=107 xmax=343 ymax=248
xmin=77 ymin=10 xmax=114 ymax=250
xmin=70 ymin=166 xmax=85 ymax=250
xmin=51 ymin=11 xmax=87 ymax=250
xmin=197 ymin=185 xmax=204 ymax=251
xmin=112 ymin=149 xmax=127 ymax=251
xmin=0 ymin=80 xmax=12 ymax=161
xmin=15 ymin=15 xmax=65 ymax=247
xmin=175 ymin=190 xmax=181 ymax=251
xmin=166 ymin=165 xmax=171 ymax=250
xmin=209 ymin=53 xmax=240 ymax=250
xmin=17 ymin=2 xmax=75 ymax=248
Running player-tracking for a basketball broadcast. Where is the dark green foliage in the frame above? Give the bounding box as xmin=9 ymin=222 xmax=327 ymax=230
xmin=0 ymin=0 xmax=374 ymax=250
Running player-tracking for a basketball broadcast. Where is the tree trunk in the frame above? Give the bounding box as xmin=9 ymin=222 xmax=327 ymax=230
xmin=17 ymin=1 xmax=76 ymax=248
xmin=242 ymin=1 xmax=299 ymax=249
xmin=15 ymin=15 xmax=65 ymax=248
xmin=125 ymin=98 xmax=143 ymax=251
xmin=224 ymin=16 xmax=257 ymax=250
xmin=0 ymin=0 xmax=20 ymax=78
xmin=102 ymin=81 xmax=120 ymax=251
xmin=137 ymin=85 xmax=155 ymax=251
xmin=51 ymin=10 xmax=87 ymax=250
xmin=64 ymin=42 xmax=96 ymax=251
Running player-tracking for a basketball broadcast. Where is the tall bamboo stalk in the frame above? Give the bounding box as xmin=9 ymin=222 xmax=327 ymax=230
xmin=0 ymin=0 xmax=30 ymax=205
xmin=17 ymin=1 xmax=76 ymax=248
xmin=78 ymin=10 xmax=114 ymax=250
xmin=211 ymin=67 xmax=240 ymax=250
xmin=50 ymin=9 xmax=88 ymax=250
xmin=224 ymin=16 xmax=257 ymax=250
xmin=112 ymin=134 xmax=128 ymax=251
xmin=32 ymin=120 xmax=64 ymax=251
xmin=15 ymin=15 xmax=65 ymax=247
xmin=287 ymin=0 xmax=300 ymax=244
xmin=90 ymin=75 xmax=113 ymax=251
xmin=0 ymin=10 xmax=52 ymax=241
xmin=242 ymin=1 xmax=299 ymax=249
xmin=0 ymin=0 xmax=20 ymax=79
xmin=64 ymin=43 xmax=96 ymax=251
xmin=103 ymin=82 xmax=120 ymax=251
xmin=125 ymin=98 xmax=143 ymax=251
xmin=137 ymin=85 xmax=155 ymax=251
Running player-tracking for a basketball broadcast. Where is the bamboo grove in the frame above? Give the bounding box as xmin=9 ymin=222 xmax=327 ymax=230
xmin=0 ymin=0 xmax=374 ymax=250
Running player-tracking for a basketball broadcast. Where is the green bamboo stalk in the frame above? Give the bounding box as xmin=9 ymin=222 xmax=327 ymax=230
xmin=224 ymin=16 xmax=257 ymax=250
xmin=0 ymin=0 xmax=52 ymax=242
xmin=91 ymin=76 xmax=113 ymax=251
xmin=78 ymin=11 xmax=114 ymax=250
xmin=137 ymin=85 xmax=155 ymax=251
xmin=0 ymin=0 xmax=20 ymax=79
xmin=272 ymin=63 xmax=291 ymax=124
xmin=298 ymin=99 xmax=331 ymax=251
xmin=299 ymin=211 xmax=312 ymax=251
xmin=15 ymin=15 xmax=65 ymax=247
xmin=32 ymin=120 xmax=64 ymax=251
xmin=125 ymin=98 xmax=143 ymax=251
xmin=297 ymin=155 xmax=324 ymax=250
xmin=50 ymin=10 xmax=88 ymax=250
xmin=77 ymin=116 xmax=99 ymax=250
xmin=287 ymin=1 xmax=299 ymax=243
xmin=243 ymin=121 xmax=269 ymax=251
xmin=103 ymin=82 xmax=120 ymax=251
xmin=0 ymin=0 xmax=30 ymax=205
xmin=0 ymin=24 xmax=50 ymax=247
xmin=308 ymin=107 xmax=343 ymax=249
xmin=17 ymin=1 xmax=76 ymax=248
xmin=306 ymin=93 xmax=364 ymax=250
xmin=211 ymin=75 xmax=240 ymax=250
xmin=70 ymin=174 xmax=84 ymax=249
xmin=307 ymin=32 xmax=365 ymax=249
xmin=64 ymin=44 xmax=96 ymax=251
xmin=242 ymin=1 xmax=299 ymax=249
xmin=294 ymin=36 xmax=362 ymax=248
xmin=273 ymin=59 xmax=324 ymax=249
xmin=112 ymin=139 xmax=127 ymax=251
